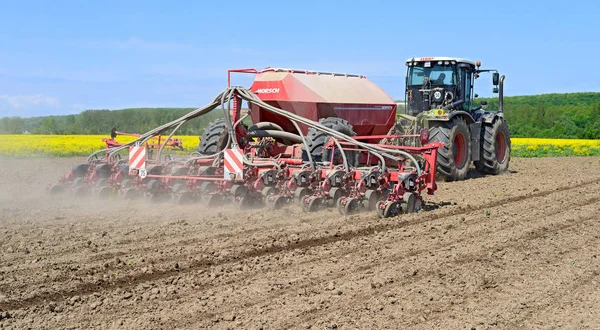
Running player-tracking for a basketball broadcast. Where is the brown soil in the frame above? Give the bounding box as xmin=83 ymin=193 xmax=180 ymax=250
xmin=1 ymin=156 xmax=600 ymax=329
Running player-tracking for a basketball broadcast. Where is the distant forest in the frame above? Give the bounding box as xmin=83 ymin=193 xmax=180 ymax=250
xmin=1 ymin=92 xmax=600 ymax=139
xmin=0 ymin=108 xmax=225 ymax=136
xmin=479 ymin=92 xmax=600 ymax=139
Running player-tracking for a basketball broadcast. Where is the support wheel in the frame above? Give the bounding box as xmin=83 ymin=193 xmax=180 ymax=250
xmin=383 ymin=201 xmax=402 ymax=218
xmin=327 ymin=187 xmax=343 ymax=207
xmin=73 ymin=186 xmax=89 ymax=198
xmin=175 ymin=191 xmax=195 ymax=205
xmin=294 ymin=187 xmax=309 ymax=205
xmin=262 ymin=186 xmax=278 ymax=200
xmin=48 ymin=185 xmax=65 ymax=195
xmin=266 ymin=195 xmax=286 ymax=210
xmin=364 ymin=189 xmax=381 ymax=210
xmin=344 ymin=198 xmax=360 ymax=215
xmin=231 ymin=184 xmax=248 ymax=198
xmin=97 ymin=186 xmax=113 ymax=199
xmin=234 ymin=196 xmax=249 ymax=209
xmin=376 ymin=200 xmax=386 ymax=218
xmin=302 ymin=196 xmax=321 ymax=212
xmin=123 ymin=187 xmax=140 ymax=200
xmin=401 ymin=192 xmax=417 ymax=213
xmin=205 ymin=194 xmax=223 ymax=208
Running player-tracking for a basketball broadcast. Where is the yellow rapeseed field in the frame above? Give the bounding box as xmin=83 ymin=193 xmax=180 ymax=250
xmin=511 ymin=138 xmax=600 ymax=157
xmin=0 ymin=135 xmax=598 ymax=158
xmin=0 ymin=134 xmax=200 ymax=157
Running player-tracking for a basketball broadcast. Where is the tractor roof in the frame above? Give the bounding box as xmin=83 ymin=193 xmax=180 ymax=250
xmin=405 ymin=57 xmax=476 ymax=66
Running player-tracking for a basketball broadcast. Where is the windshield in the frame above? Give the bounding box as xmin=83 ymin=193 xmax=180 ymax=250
xmin=407 ymin=63 xmax=456 ymax=86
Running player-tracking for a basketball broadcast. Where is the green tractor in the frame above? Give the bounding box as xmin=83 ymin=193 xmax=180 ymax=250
xmin=393 ymin=57 xmax=511 ymax=181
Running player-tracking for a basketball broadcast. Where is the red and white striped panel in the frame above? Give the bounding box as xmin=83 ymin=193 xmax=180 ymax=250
xmin=128 ymin=146 xmax=146 ymax=175
xmin=224 ymin=148 xmax=244 ymax=180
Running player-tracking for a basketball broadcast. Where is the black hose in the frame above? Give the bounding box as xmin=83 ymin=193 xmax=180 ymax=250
xmin=248 ymin=122 xmax=284 ymax=132
xmin=443 ymin=99 xmax=465 ymax=111
xmin=246 ymin=130 xmax=303 ymax=144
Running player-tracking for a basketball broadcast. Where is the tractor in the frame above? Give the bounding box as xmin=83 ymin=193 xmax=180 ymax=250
xmin=393 ymin=57 xmax=511 ymax=181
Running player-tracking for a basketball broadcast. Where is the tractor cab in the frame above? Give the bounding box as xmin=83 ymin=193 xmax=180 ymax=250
xmin=404 ymin=57 xmax=500 ymax=117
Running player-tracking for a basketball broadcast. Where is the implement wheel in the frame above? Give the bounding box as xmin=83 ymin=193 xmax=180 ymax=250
xmin=376 ymin=200 xmax=385 ymax=218
xmin=338 ymin=197 xmax=360 ymax=216
xmin=234 ymin=195 xmax=249 ymax=209
xmin=205 ymin=194 xmax=223 ymax=208
xmin=302 ymin=196 xmax=321 ymax=213
xmin=382 ymin=201 xmax=402 ymax=218
xmin=266 ymin=195 xmax=286 ymax=210
xmin=175 ymin=191 xmax=195 ymax=205
xmin=97 ymin=186 xmax=113 ymax=200
xmin=327 ymin=187 xmax=343 ymax=207
xmin=294 ymin=187 xmax=309 ymax=205
xmin=365 ymin=189 xmax=381 ymax=211
xmin=48 ymin=185 xmax=65 ymax=195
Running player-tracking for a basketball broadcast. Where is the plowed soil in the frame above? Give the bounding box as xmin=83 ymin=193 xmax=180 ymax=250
xmin=1 ymin=156 xmax=600 ymax=329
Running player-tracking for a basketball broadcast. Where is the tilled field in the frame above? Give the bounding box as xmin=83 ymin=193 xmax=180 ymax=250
xmin=1 ymin=156 xmax=600 ymax=329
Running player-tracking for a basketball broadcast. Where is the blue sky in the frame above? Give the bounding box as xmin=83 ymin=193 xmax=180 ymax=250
xmin=1 ymin=0 xmax=599 ymax=117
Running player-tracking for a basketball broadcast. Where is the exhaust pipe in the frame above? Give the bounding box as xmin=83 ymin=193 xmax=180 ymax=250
xmin=499 ymin=75 xmax=505 ymax=113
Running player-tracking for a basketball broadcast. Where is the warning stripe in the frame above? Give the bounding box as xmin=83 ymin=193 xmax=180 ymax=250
xmin=224 ymin=150 xmax=242 ymax=173
xmin=129 ymin=146 xmax=146 ymax=169
xmin=128 ymin=146 xmax=143 ymax=164
xmin=232 ymin=149 xmax=243 ymax=167
xmin=131 ymin=154 xmax=145 ymax=169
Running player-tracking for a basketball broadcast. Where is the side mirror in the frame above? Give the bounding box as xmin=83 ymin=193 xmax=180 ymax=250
xmin=492 ymin=72 xmax=499 ymax=85
xmin=480 ymin=100 xmax=488 ymax=106
xmin=474 ymin=94 xmax=479 ymax=98
xmin=493 ymin=87 xmax=499 ymax=93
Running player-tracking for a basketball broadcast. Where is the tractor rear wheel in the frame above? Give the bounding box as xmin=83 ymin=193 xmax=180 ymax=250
xmin=475 ymin=119 xmax=511 ymax=175
xmin=197 ymin=118 xmax=229 ymax=155
xmin=429 ymin=117 xmax=471 ymax=181
xmin=304 ymin=117 xmax=357 ymax=166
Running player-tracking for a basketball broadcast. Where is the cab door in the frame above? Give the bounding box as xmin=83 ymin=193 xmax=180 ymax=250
xmin=458 ymin=64 xmax=474 ymax=110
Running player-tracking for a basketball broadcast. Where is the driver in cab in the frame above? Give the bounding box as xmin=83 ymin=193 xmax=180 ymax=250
xmin=433 ymin=73 xmax=446 ymax=85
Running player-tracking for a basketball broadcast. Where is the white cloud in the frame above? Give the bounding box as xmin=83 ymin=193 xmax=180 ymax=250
xmin=0 ymin=94 xmax=60 ymax=109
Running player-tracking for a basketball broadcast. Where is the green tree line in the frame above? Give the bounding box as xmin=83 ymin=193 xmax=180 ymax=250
xmin=0 ymin=108 xmax=225 ymax=136
xmin=480 ymin=92 xmax=600 ymax=139
xmin=2 ymin=92 xmax=600 ymax=139
xmin=397 ymin=92 xmax=600 ymax=139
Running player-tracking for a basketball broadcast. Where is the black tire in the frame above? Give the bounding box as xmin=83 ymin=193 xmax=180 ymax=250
xmin=429 ymin=117 xmax=471 ymax=181
xmin=197 ymin=118 xmax=229 ymax=155
xmin=475 ymin=119 xmax=511 ymax=175
xmin=304 ymin=117 xmax=357 ymax=166
xmin=388 ymin=118 xmax=419 ymax=146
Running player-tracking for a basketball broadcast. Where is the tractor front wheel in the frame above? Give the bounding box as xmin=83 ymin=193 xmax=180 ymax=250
xmin=197 ymin=118 xmax=229 ymax=155
xmin=475 ymin=119 xmax=511 ymax=175
xmin=304 ymin=117 xmax=357 ymax=167
xmin=429 ymin=117 xmax=471 ymax=181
